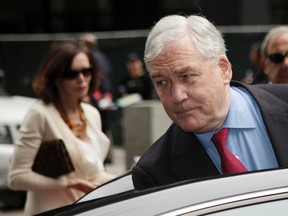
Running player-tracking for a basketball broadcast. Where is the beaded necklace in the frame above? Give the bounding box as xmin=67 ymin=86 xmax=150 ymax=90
xmin=57 ymin=104 xmax=89 ymax=141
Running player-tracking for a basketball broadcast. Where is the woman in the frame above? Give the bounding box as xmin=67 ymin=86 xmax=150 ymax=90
xmin=8 ymin=40 xmax=115 ymax=215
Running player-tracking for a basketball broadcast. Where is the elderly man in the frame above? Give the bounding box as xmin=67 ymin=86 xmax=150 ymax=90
xmin=131 ymin=14 xmax=288 ymax=190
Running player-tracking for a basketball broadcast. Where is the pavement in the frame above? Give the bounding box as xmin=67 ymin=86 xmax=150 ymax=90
xmin=0 ymin=146 xmax=127 ymax=216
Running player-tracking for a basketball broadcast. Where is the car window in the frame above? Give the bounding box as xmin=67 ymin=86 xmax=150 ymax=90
xmin=77 ymin=171 xmax=134 ymax=203
xmin=0 ymin=125 xmax=12 ymax=144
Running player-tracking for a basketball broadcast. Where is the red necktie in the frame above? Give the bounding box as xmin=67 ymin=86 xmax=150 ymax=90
xmin=212 ymin=128 xmax=247 ymax=174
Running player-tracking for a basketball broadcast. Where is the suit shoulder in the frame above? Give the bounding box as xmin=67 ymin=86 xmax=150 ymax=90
xmin=232 ymin=81 xmax=288 ymax=103
xmin=250 ymin=84 xmax=288 ymax=103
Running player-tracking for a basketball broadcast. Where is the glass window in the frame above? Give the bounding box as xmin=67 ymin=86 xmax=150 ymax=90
xmin=0 ymin=125 xmax=12 ymax=144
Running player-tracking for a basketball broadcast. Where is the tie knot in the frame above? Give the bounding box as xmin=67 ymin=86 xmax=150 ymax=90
xmin=212 ymin=128 xmax=229 ymax=150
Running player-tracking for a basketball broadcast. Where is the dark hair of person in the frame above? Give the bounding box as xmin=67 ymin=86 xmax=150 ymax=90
xmin=33 ymin=40 xmax=99 ymax=104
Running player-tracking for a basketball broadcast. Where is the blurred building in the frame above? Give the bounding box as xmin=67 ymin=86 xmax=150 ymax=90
xmin=0 ymin=0 xmax=287 ymax=34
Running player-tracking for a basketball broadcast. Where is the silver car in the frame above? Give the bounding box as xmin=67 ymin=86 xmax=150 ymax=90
xmin=0 ymin=95 xmax=36 ymax=209
xmin=37 ymin=168 xmax=288 ymax=216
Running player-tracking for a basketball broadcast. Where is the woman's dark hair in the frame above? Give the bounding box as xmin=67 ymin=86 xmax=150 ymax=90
xmin=33 ymin=40 xmax=99 ymax=104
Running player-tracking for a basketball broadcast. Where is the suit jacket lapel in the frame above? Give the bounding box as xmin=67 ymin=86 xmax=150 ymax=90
xmin=170 ymin=125 xmax=220 ymax=180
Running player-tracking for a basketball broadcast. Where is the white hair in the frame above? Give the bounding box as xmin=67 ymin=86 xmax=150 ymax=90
xmin=144 ymin=14 xmax=227 ymax=70
xmin=261 ymin=26 xmax=288 ymax=56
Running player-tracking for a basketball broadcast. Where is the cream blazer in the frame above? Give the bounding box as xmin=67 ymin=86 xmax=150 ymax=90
xmin=8 ymin=100 xmax=115 ymax=215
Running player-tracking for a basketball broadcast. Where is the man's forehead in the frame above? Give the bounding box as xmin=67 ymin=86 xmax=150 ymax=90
xmin=268 ymin=32 xmax=288 ymax=51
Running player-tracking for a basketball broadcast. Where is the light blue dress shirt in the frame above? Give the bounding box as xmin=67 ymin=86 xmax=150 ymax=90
xmin=196 ymin=86 xmax=279 ymax=173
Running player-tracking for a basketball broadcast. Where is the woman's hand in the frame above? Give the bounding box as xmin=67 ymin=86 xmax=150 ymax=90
xmin=67 ymin=178 xmax=98 ymax=193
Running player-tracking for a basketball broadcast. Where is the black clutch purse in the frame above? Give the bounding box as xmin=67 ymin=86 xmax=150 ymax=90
xmin=32 ymin=139 xmax=75 ymax=178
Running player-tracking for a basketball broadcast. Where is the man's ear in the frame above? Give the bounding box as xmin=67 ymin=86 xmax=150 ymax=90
xmin=218 ymin=55 xmax=232 ymax=84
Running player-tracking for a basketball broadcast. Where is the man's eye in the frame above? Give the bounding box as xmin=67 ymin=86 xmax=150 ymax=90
xmin=181 ymin=74 xmax=191 ymax=80
xmin=154 ymin=80 xmax=166 ymax=87
xmin=180 ymin=74 xmax=197 ymax=83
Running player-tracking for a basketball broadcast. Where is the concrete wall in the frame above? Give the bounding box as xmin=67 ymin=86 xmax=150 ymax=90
xmin=122 ymin=100 xmax=172 ymax=169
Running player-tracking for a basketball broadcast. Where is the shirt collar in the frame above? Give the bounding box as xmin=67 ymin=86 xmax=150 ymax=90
xmin=224 ymin=87 xmax=255 ymax=129
xmin=196 ymin=86 xmax=255 ymax=144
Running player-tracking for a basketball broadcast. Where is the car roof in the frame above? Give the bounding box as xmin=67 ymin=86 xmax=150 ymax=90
xmin=38 ymin=168 xmax=288 ymax=216
xmin=0 ymin=95 xmax=36 ymax=124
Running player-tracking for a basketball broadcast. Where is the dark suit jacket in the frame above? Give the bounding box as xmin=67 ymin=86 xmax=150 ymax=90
xmin=132 ymin=81 xmax=288 ymax=190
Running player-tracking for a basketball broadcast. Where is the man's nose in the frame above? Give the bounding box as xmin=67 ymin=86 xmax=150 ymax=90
xmin=170 ymin=85 xmax=187 ymax=103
